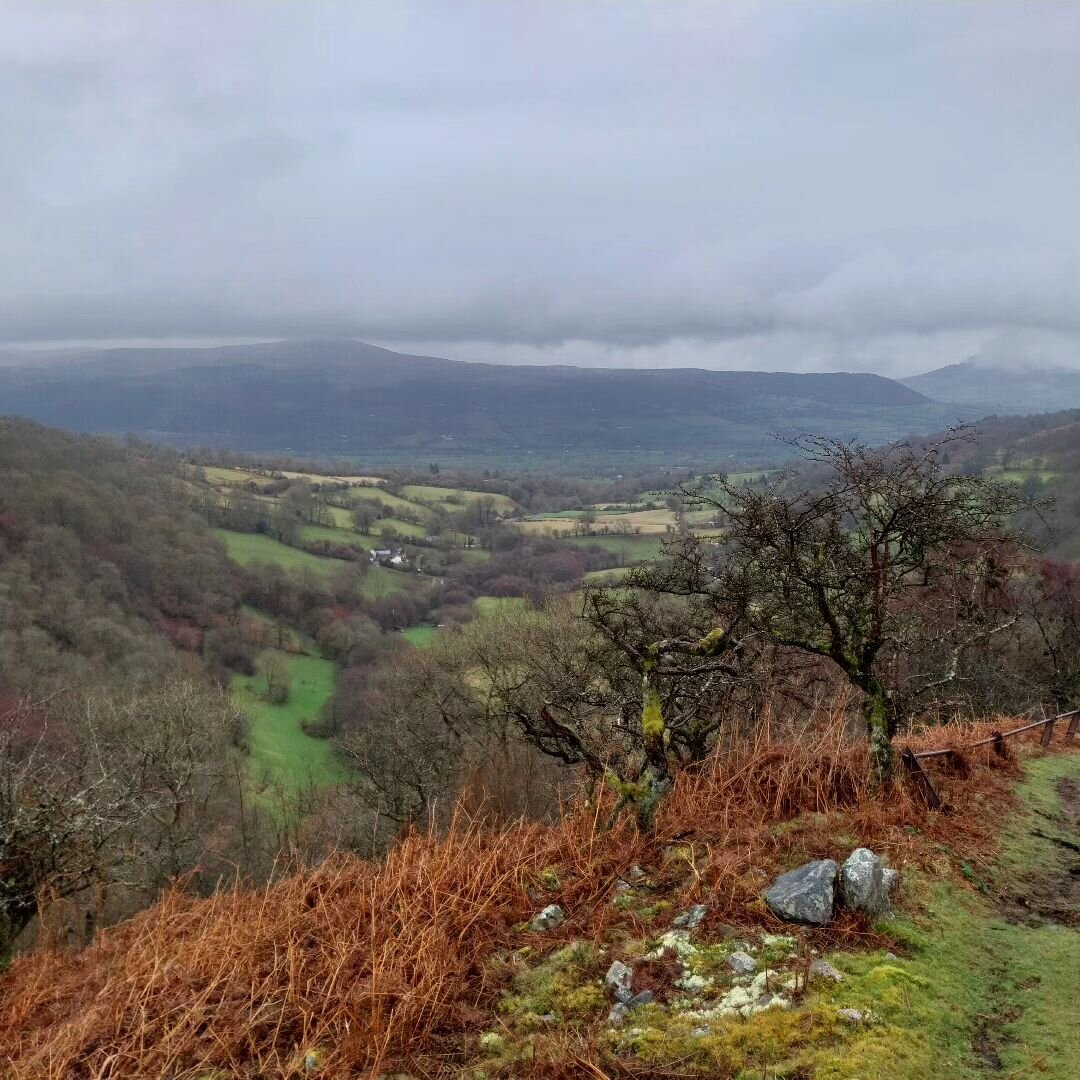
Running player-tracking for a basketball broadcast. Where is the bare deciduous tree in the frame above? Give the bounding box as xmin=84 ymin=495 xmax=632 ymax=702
xmin=629 ymin=429 xmax=1037 ymax=784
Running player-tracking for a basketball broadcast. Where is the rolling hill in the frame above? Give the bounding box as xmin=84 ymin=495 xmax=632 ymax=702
xmin=901 ymin=361 xmax=1080 ymax=415
xmin=0 ymin=339 xmax=970 ymax=468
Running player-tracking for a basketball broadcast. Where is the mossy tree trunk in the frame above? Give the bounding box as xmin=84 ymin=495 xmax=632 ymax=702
xmin=635 ymin=673 xmax=672 ymax=831
xmin=859 ymin=674 xmax=894 ymax=787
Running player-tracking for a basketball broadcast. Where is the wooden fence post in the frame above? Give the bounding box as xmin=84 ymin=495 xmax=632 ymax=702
xmin=1040 ymin=716 xmax=1055 ymax=747
xmin=1067 ymin=713 xmax=1079 ymax=744
xmin=900 ymin=748 xmax=942 ymax=809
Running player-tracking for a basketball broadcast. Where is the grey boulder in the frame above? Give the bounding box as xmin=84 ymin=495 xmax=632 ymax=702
xmin=671 ymin=904 xmax=709 ymax=930
xmin=763 ymin=860 xmax=838 ymax=925
xmin=809 ymin=958 xmax=844 ymax=983
xmin=604 ymin=959 xmax=634 ymax=1002
xmin=839 ymin=849 xmax=896 ymax=920
xmin=727 ymin=951 xmax=757 ymax=975
xmin=528 ymin=904 xmax=565 ymax=931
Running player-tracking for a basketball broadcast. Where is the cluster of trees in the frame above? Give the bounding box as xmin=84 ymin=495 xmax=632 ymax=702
xmin=336 ymin=430 xmax=1079 ymax=832
xmin=0 ymin=423 xmax=408 ymax=959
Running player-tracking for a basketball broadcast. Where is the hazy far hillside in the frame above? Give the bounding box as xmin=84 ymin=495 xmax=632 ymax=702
xmin=0 ymin=339 xmax=969 ymax=468
xmin=901 ymin=361 xmax=1080 ymax=415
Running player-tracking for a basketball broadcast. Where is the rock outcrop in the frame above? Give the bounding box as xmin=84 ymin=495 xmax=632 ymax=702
xmin=763 ymin=859 xmax=838 ymax=925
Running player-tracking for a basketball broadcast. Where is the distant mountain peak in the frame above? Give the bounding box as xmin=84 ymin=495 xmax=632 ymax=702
xmin=901 ymin=359 xmax=1080 ymax=415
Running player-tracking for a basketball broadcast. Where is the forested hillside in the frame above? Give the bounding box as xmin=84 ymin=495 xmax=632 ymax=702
xmin=0 ymin=339 xmax=969 ymax=467
xmin=932 ymin=408 xmax=1080 ymax=558
xmin=0 ymin=419 xmax=239 ymax=696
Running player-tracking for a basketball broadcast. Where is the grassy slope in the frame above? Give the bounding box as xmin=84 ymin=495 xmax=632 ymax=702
xmin=400 ymin=625 xmax=437 ymax=647
xmin=806 ymin=750 xmax=1080 ymax=1079
xmin=299 ymin=523 xmax=368 ymax=548
xmin=232 ymin=652 xmax=345 ymax=790
xmin=213 ymin=527 xmax=342 ymax=579
xmin=402 ymin=484 xmax=518 ymax=513
xmin=215 ymin=526 xmax=420 ymax=598
xmin=560 ymin=533 xmax=666 ymax=561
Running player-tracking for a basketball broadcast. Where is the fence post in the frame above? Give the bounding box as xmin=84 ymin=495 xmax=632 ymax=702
xmin=1067 ymin=712 xmax=1079 ymax=743
xmin=1040 ymin=716 xmax=1056 ymax=747
xmin=900 ymin=748 xmax=942 ymax=809
xmin=992 ymin=731 xmax=1007 ymax=757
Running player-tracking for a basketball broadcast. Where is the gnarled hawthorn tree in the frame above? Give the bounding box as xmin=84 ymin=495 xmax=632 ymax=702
xmin=620 ymin=429 xmax=1037 ymax=785
xmin=336 ymin=595 xmax=772 ymax=832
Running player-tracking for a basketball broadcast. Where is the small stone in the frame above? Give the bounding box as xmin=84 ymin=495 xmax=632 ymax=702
xmin=809 ymin=958 xmax=844 ymax=983
xmin=763 ymin=860 xmax=838 ymax=925
xmin=537 ymin=1013 xmax=557 ymax=1024
xmin=727 ymin=951 xmax=757 ymax=975
xmin=628 ymin=990 xmax=654 ymax=1007
xmin=691 ymin=1025 xmax=712 ymax=1037
xmin=604 ymin=959 xmax=634 ymax=1000
xmin=884 ymin=951 xmax=899 ymax=961
xmin=838 ymin=1008 xmax=864 ymax=1024
xmin=527 ymin=904 xmax=564 ymax=932
xmin=839 ymin=849 xmax=895 ymax=920
xmin=672 ymin=904 xmax=709 ymax=930
xmin=627 ymin=865 xmax=646 ymax=881
xmin=608 ymin=1002 xmax=629 ymax=1026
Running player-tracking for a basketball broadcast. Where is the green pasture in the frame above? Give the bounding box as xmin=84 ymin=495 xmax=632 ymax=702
xmin=232 ymin=651 xmax=345 ymax=791
xmin=358 ymin=564 xmax=423 ymax=598
xmin=214 ymin=528 xmax=342 ymax=579
xmin=401 ymin=624 xmax=437 ymax=647
xmin=371 ymin=516 xmax=427 ymax=539
xmin=348 ymin=486 xmax=436 ymax=520
xmin=403 ymin=484 xmax=518 ymax=513
xmin=559 ymin=533 xmax=665 ymax=562
xmin=300 ymin=523 xmax=367 ymax=549
xmin=473 ymin=596 xmax=527 ymax=616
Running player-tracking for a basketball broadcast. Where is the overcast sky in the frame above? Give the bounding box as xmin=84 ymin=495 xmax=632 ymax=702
xmin=2 ymin=2 xmax=1078 ymax=375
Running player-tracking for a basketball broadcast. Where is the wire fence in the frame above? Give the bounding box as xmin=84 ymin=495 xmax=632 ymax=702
xmin=900 ymin=707 xmax=1080 ymax=809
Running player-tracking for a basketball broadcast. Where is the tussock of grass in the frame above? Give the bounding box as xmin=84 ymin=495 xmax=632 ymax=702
xmin=0 ymin=719 xmax=1073 ymax=1078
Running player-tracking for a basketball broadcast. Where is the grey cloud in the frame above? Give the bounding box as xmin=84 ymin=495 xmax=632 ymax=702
xmin=1 ymin=1 xmax=1078 ymax=373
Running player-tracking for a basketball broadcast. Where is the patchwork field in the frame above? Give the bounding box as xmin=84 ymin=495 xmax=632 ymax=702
xmin=214 ymin=527 xmax=421 ymax=598
xmin=402 ymin=484 xmax=518 ymax=513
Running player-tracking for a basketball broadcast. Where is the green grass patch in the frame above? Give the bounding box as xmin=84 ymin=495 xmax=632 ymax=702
xmin=804 ymin=750 xmax=1080 ymax=1079
xmin=232 ymin=652 xmax=345 ymax=791
xmin=560 ymin=533 xmax=665 ymax=561
xmin=474 ymin=596 xmax=527 ymax=616
xmin=348 ymin=486 xmax=436 ymax=520
xmin=371 ymin=516 xmax=427 ymax=539
xmin=213 ymin=528 xmax=343 ymax=579
xmin=357 ymin=565 xmax=425 ymax=598
xmin=299 ymin=524 xmax=368 ymax=549
xmin=403 ymin=484 xmax=518 ymax=513
xmin=453 ymin=547 xmax=490 ymax=564
xmin=401 ymin=625 xmax=437 ymax=647
xmin=582 ymin=566 xmax=633 ymax=583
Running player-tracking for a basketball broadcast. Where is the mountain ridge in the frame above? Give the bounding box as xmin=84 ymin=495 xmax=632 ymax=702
xmin=0 ymin=339 xmax=966 ymax=467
